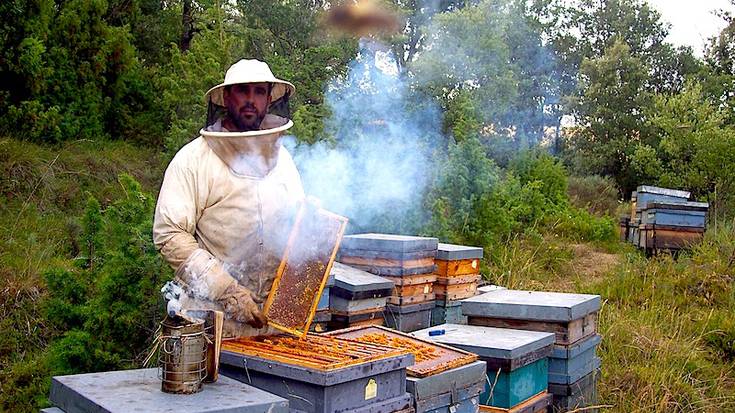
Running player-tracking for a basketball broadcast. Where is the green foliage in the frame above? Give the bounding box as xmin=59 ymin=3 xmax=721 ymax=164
xmin=2 ymin=174 xmax=171 ymax=411
xmin=428 ymin=138 xmax=610 ymax=250
xmin=0 ymin=0 xmax=163 ymax=145
xmin=41 ymin=174 xmax=170 ymax=375
xmin=565 ymin=39 xmax=652 ymax=194
xmin=549 ymin=208 xmax=617 ymax=242
xmin=567 ymin=175 xmax=620 ymax=216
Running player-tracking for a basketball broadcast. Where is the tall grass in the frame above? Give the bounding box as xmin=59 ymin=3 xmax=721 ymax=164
xmin=484 ymin=227 xmax=735 ymax=412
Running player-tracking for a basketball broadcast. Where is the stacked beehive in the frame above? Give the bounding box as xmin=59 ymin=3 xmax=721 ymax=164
xmin=622 ymin=185 xmax=709 ymax=254
xmin=431 ymin=243 xmax=483 ymax=326
xmin=461 ymin=289 xmax=602 ymax=412
xmin=413 ymin=324 xmax=554 ymax=413
xmin=328 ymin=262 xmax=393 ymax=330
xmin=338 ymin=234 xmax=439 ymax=332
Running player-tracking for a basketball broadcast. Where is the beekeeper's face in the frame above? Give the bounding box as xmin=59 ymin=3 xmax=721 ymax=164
xmin=224 ymin=82 xmax=272 ymax=131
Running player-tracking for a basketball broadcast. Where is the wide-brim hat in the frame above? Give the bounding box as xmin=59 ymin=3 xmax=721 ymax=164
xmin=204 ymin=59 xmax=296 ymax=107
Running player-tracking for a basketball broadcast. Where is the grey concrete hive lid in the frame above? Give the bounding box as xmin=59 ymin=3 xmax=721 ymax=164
xmin=49 ymin=368 xmax=289 ymax=413
xmin=637 ymin=185 xmax=690 ymax=199
xmin=341 ymin=233 xmax=439 ymax=252
xmin=411 ymin=324 xmax=554 ymax=360
xmin=331 ymin=262 xmax=394 ymax=292
xmin=436 ymin=243 xmax=483 ymax=260
xmin=461 ymin=289 xmax=601 ymax=322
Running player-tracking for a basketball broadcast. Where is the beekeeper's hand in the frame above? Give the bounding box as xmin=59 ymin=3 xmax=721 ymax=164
xmin=219 ymin=283 xmax=267 ymax=329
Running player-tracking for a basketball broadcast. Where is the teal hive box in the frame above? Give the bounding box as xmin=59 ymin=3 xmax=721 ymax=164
xmin=412 ymin=324 xmax=554 ymax=409
xmin=431 ymin=300 xmax=466 ymax=325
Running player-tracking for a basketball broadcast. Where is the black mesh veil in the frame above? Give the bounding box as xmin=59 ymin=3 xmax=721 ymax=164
xmin=205 ymin=84 xmax=292 ymax=131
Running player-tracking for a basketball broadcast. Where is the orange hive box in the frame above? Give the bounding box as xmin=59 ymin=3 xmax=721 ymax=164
xmin=263 ymin=202 xmax=347 ymax=337
xmin=327 ymin=325 xmax=478 ymax=378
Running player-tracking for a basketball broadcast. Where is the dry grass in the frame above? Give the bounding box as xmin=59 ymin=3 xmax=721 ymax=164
xmin=484 ymin=231 xmax=735 ymax=413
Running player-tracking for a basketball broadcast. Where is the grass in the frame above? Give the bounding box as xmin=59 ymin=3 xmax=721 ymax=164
xmin=485 ymin=229 xmax=735 ymax=412
xmin=0 ymin=137 xmax=164 ymax=410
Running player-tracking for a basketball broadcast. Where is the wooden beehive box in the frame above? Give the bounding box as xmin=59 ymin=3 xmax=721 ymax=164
xmin=327 ymin=325 xmax=486 ymax=413
xmin=48 ymin=369 xmax=289 ymax=413
xmin=434 ymin=243 xmax=483 ymax=277
xmin=548 ymin=367 xmax=600 ymax=413
xmin=384 ymin=301 xmax=435 ymax=332
xmin=462 ymin=289 xmax=601 ymax=346
xmin=635 ymin=185 xmax=690 ymax=210
xmin=338 ymin=234 xmax=439 ymax=276
xmin=549 ymin=334 xmax=601 ymax=385
xmin=412 ymin=324 xmax=554 ymax=410
xmin=220 ymin=335 xmax=413 ymax=413
xmin=642 ymin=201 xmax=708 ymax=227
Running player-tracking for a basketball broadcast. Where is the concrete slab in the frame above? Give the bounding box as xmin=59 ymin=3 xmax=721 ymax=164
xmin=341 ymin=234 xmax=438 ymax=253
xmin=49 ymin=368 xmax=289 ymax=413
xmin=461 ymin=289 xmax=600 ymax=322
xmin=411 ymin=324 xmax=554 ymax=361
xmin=436 ymin=243 xmax=483 ymax=260
xmin=331 ymin=262 xmax=394 ymax=292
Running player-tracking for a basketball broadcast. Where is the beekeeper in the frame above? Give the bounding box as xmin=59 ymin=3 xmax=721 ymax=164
xmin=153 ymin=59 xmax=304 ymax=337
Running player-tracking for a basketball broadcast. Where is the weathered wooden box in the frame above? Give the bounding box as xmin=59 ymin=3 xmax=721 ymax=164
xmin=462 ymin=289 xmax=600 ymax=346
xmin=412 ymin=324 xmax=554 ymax=409
xmin=47 ymin=368 xmax=289 ymax=413
xmin=329 ymin=309 xmax=385 ymax=329
xmin=406 ymin=362 xmax=485 ymax=413
xmin=327 ymin=325 xmax=484 ymax=413
xmin=548 ymin=369 xmax=600 ymax=412
xmin=384 ymin=301 xmax=434 ymax=332
xmin=548 ymin=356 xmax=600 ymax=385
xmin=331 ymin=295 xmax=387 ymax=313
xmin=431 ymin=300 xmax=466 ymax=325
xmin=642 ymin=202 xmax=708 ymax=228
xmin=638 ymin=224 xmax=705 ymax=252
xmin=221 ymin=337 xmax=413 ymax=413
xmin=478 ymin=391 xmax=552 ymax=413
xmin=548 ymin=334 xmax=600 ymax=382
xmin=635 ymin=185 xmax=690 ymax=210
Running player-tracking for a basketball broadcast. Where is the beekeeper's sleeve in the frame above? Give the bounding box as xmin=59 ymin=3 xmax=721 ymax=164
xmin=153 ymin=156 xmax=235 ymax=301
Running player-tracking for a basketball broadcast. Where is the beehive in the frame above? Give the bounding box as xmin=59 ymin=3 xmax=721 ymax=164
xmin=548 ymin=368 xmax=600 ymax=412
xmin=328 ymin=325 xmax=486 ymax=413
xmin=328 ymin=263 xmax=393 ymax=329
xmin=462 ymin=289 xmax=601 ymax=346
xmin=413 ymin=324 xmax=555 ymax=410
xmin=220 ymin=334 xmax=414 ymax=413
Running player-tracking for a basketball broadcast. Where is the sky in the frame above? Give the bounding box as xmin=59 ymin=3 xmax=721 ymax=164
xmin=647 ymin=0 xmax=734 ymax=56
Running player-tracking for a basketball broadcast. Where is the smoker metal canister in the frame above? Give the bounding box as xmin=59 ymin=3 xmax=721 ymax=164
xmin=159 ymin=317 xmax=208 ymax=394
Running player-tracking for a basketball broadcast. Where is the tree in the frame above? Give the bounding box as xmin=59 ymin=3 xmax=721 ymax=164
xmin=567 ymin=39 xmax=652 ymax=194
xmin=704 ymin=1 xmax=735 ymax=123
xmin=636 ymin=82 xmax=735 ymax=205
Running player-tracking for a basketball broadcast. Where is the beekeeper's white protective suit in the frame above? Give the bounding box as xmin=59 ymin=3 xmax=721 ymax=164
xmin=153 ymin=60 xmax=304 ymax=337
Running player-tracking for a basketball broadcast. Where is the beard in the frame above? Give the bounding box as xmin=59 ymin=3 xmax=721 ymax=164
xmin=228 ymin=104 xmax=267 ymax=132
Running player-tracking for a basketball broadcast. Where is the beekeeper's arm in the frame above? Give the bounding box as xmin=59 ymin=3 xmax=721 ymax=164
xmin=153 ymin=159 xmax=265 ymax=328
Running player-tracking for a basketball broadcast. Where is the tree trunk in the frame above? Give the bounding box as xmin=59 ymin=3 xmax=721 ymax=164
xmin=181 ymin=0 xmax=193 ymax=52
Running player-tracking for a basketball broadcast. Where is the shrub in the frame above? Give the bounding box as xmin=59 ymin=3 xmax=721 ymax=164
xmin=567 ymin=175 xmax=620 ymax=215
